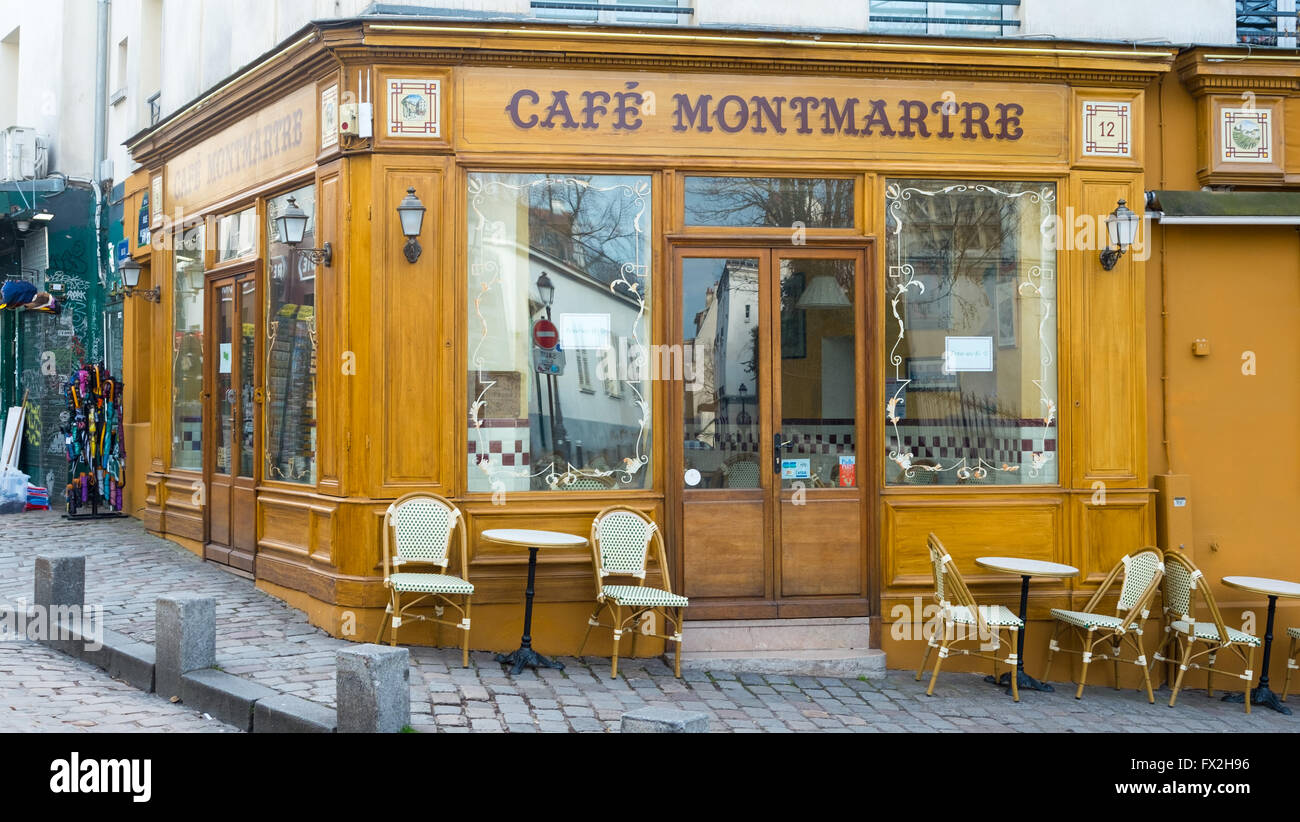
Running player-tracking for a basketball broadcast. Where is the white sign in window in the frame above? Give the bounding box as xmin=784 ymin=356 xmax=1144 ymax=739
xmin=559 ymin=313 xmax=611 ymax=350
xmin=944 ymin=336 xmax=994 ymax=372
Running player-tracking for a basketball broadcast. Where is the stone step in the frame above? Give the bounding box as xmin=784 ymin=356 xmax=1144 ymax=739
xmin=677 ymin=648 xmax=887 ymax=679
xmin=683 ymin=617 xmax=872 ymax=653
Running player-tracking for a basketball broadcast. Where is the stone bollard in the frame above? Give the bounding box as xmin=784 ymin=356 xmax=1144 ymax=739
xmin=620 ymin=706 xmax=710 ymax=733
xmin=155 ymin=595 xmax=216 ymax=700
xmin=34 ymin=553 xmax=85 ymax=610
xmin=34 ymin=554 xmax=85 ymax=653
xmin=336 ymin=645 xmax=410 ymax=733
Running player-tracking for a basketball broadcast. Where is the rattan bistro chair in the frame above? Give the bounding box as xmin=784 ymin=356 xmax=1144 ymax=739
xmin=1041 ymin=549 xmax=1164 ymax=702
xmin=374 ymin=492 xmax=474 ymax=667
xmin=579 ymin=506 xmax=688 ymax=679
xmin=1155 ymin=548 xmax=1261 ymax=713
xmin=1282 ymin=627 xmax=1299 ymax=702
xmin=915 ymin=533 xmax=1024 ymax=702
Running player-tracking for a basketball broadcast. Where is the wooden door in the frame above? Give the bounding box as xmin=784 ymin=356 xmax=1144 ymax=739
xmin=204 ymin=270 xmax=259 ymax=572
xmin=673 ymin=244 xmax=871 ymax=619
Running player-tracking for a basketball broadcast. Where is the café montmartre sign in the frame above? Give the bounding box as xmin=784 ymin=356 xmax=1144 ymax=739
xmin=165 ymin=85 xmax=318 ymax=213
xmin=459 ymin=68 xmax=1068 ymax=160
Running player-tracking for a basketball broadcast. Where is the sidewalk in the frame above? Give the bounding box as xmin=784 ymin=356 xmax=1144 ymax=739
xmin=1 ymin=511 xmax=1292 ymax=733
xmin=0 ymin=639 xmax=237 ymax=733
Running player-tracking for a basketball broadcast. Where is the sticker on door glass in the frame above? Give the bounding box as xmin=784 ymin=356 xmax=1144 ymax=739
xmin=219 ymin=342 xmax=232 ymax=374
xmin=838 ymin=456 xmax=856 ymax=487
xmin=781 ymin=459 xmax=810 ymax=480
xmin=684 ymin=468 xmax=701 ymax=486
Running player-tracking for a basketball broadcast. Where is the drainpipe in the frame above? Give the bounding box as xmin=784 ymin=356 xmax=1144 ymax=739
xmin=94 ymin=0 xmax=108 ymax=194
xmin=93 ymin=0 xmax=110 ymax=368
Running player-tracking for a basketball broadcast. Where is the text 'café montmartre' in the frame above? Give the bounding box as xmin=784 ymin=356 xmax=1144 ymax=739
xmin=505 ymin=87 xmax=1027 ymax=140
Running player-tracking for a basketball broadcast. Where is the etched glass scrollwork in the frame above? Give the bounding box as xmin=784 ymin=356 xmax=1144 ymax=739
xmin=467 ymin=173 xmax=652 ymax=492
xmin=884 ymin=180 xmax=1058 ymax=486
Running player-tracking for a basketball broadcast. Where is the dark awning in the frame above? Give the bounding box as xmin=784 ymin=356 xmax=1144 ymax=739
xmin=1146 ymin=190 xmax=1300 ymax=225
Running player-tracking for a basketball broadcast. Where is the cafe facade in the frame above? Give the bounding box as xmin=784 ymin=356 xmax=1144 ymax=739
xmin=118 ymin=18 xmax=1217 ymax=673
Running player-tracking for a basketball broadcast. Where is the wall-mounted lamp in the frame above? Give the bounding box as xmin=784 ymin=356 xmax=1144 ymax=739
xmin=1100 ymin=199 xmax=1139 ymax=271
xmin=396 ymin=187 xmax=426 ymax=263
xmin=119 ymin=258 xmax=159 ymax=302
xmin=275 ymin=196 xmax=331 ymax=267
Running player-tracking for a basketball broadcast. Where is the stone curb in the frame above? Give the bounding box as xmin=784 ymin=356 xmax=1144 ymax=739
xmin=254 ymin=693 xmax=338 ymax=733
xmin=181 ymin=669 xmax=281 ymax=732
xmin=10 ymin=606 xmax=339 ymax=733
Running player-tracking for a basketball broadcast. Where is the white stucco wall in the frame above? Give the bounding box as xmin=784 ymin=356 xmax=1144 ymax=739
xmin=1018 ymin=0 xmax=1236 ymax=45
xmin=0 ymin=0 xmax=97 ymax=178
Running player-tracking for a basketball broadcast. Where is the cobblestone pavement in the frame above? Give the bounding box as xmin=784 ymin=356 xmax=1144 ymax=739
xmin=1 ymin=511 xmax=1295 ymax=733
xmin=0 ymin=639 xmax=238 ymax=733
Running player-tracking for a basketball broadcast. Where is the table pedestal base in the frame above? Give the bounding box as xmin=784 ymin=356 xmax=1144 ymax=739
xmin=985 ymin=670 xmax=1055 ymax=693
xmin=1221 ymin=685 xmax=1292 ymax=715
xmin=495 ymin=647 xmax=565 ymax=676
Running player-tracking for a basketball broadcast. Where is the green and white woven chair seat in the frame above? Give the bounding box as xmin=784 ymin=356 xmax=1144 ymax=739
xmin=602 ymin=585 xmax=688 ymax=608
xmin=389 ymin=572 xmax=474 ymax=595
xmin=1289 ymin=627 xmax=1300 ymax=640
xmin=944 ymin=604 xmax=1023 ymax=627
xmin=1049 ymin=608 xmax=1126 ymax=631
xmin=1171 ymin=619 xmax=1261 ymax=646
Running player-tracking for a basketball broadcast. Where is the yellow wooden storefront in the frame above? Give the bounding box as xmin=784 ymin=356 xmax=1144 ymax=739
xmin=117 ymin=20 xmax=1187 ymax=676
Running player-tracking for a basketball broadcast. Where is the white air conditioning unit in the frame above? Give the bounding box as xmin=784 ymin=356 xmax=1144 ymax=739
xmin=2 ymin=126 xmax=51 ymax=181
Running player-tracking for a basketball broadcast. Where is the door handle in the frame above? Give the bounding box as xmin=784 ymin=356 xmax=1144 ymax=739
xmin=773 ymin=433 xmax=782 ymax=475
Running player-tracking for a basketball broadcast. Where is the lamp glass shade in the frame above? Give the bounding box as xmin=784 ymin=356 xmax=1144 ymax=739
xmin=1106 ymin=200 xmax=1139 ymax=248
xmin=397 ymin=187 xmax=426 ymax=238
xmin=274 ymin=197 xmax=310 ymax=245
xmin=120 ymin=259 xmax=142 ymax=289
xmin=796 ymin=274 xmax=851 ymax=309
xmin=536 ymin=272 xmax=556 ymax=306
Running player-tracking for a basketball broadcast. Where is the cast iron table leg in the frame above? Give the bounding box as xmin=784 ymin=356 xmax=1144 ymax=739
xmin=495 ymin=545 xmax=565 ymax=675
xmin=985 ymin=574 xmax=1055 ymax=693
xmin=1222 ymin=594 xmax=1291 ymax=714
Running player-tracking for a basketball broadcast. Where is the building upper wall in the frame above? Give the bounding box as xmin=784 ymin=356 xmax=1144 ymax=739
xmin=0 ymin=0 xmax=1250 ymax=185
xmin=1019 ymin=0 xmax=1235 ymax=45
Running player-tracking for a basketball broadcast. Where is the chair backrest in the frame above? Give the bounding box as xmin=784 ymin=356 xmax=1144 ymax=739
xmin=385 ymin=492 xmax=461 ymax=570
xmin=1162 ymin=548 xmax=1232 ymax=645
xmin=723 ymin=459 xmax=760 ymax=489
xmin=1160 ymin=549 xmax=1198 ymax=621
xmin=592 ymin=507 xmax=655 ymax=578
xmin=1083 ymin=548 xmax=1164 ymax=631
xmin=590 ymin=506 xmax=672 ymax=596
xmin=925 ymin=533 xmax=994 ymax=641
xmin=924 ymin=533 xmax=949 ymax=605
xmin=559 ymin=476 xmax=611 ymax=491
xmin=1117 ymin=550 xmax=1164 ymax=611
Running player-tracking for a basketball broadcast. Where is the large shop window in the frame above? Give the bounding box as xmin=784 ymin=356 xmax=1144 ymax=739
xmin=684 ymin=176 xmax=855 ymax=228
xmin=265 ymin=185 xmax=317 ymax=484
xmin=171 ymin=224 xmax=205 ymax=471
xmin=467 ymin=173 xmax=652 ymax=492
xmin=884 ymin=180 xmax=1058 ymax=486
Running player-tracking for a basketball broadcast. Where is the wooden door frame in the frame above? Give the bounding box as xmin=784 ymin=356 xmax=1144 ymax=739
xmin=202 ymin=263 xmax=261 ymax=573
xmin=666 ymin=236 xmax=878 ymax=620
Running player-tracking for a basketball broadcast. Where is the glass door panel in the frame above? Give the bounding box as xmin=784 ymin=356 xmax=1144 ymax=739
xmin=681 ymin=256 xmax=764 ymax=491
xmin=214 ymin=283 xmax=234 ymax=477
xmin=776 ymin=257 xmax=857 ymax=489
xmin=238 ymin=278 xmax=256 ymax=478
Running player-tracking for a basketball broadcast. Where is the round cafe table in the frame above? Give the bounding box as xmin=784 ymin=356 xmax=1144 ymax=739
xmin=1219 ymin=576 xmax=1300 ymax=715
xmin=481 ymin=528 xmax=589 ymax=675
xmin=975 ymin=556 xmax=1080 ymax=693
